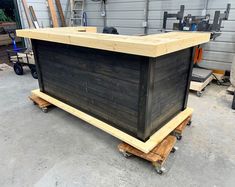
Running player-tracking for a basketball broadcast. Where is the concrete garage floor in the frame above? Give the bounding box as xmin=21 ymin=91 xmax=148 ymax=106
xmin=0 ymin=64 xmax=235 ymax=187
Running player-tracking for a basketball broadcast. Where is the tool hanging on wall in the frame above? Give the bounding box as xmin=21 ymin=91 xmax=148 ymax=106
xmin=100 ymin=0 xmax=106 ymax=17
xmin=91 ymin=0 xmax=106 ymax=27
xmin=101 ymin=0 xmax=106 ymax=27
xmin=69 ymin=0 xmax=85 ymax=26
xmin=82 ymin=12 xmax=87 ymax=26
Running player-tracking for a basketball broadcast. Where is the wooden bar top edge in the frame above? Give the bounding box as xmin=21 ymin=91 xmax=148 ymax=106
xmin=17 ymin=27 xmax=210 ymax=57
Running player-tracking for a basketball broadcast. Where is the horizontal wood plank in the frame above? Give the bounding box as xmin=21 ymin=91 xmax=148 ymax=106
xmin=16 ymin=27 xmax=210 ymax=57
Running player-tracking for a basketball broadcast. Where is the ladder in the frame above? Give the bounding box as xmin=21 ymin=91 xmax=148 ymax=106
xmin=69 ymin=0 xmax=85 ymax=26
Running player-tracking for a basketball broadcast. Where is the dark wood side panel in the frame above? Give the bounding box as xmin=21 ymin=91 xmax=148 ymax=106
xmin=32 ymin=40 xmax=44 ymax=91
xmin=148 ymin=48 xmax=192 ymax=137
xmin=33 ymin=40 xmax=146 ymax=137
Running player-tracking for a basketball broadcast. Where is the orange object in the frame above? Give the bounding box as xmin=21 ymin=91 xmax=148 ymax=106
xmin=197 ymin=48 xmax=203 ymax=63
xmin=193 ymin=47 xmax=199 ymax=64
xmin=193 ymin=47 xmax=203 ymax=64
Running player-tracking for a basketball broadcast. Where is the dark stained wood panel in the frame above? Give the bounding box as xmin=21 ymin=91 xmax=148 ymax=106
xmin=149 ymin=48 xmax=192 ymax=137
xmin=32 ymin=39 xmax=193 ymax=141
xmin=33 ymin=40 xmax=143 ymax=136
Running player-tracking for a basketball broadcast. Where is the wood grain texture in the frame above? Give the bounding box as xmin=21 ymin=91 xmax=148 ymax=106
xmin=29 ymin=94 xmax=51 ymax=108
xmin=149 ymin=48 xmax=192 ymax=138
xmin=34 ymin=40 xmax=141 ymax=135
xmin=55 ymin=0 xmax=66 ymax=27
xmin=31 ymin=88 xmax=193 ymax=154
xmin=16 ymin=28 xmax=210 ymax=57
xmin=47 ymin=0 xmax=59 ymax=27
xmin=118 ymin=135 xmax=176 ymax=164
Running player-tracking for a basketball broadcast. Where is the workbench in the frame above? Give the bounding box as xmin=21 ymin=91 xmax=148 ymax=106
xmin=17 ymin=27 xmax=210 ymax=145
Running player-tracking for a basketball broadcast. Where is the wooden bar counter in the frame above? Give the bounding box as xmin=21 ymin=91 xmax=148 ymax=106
xmin=17 ymin=27 xmax=210 ymax=142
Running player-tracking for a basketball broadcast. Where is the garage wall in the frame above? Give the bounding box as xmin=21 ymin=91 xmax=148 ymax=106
xmin=84 ymin=0 xmax=235 ymax=71
xmin=17 ymin=0 xmax=235 ymax=71
xmin=17 ymin=0 xmax=68 ymax=28
xmin=199 ymin=1 xmax=235 ymax=71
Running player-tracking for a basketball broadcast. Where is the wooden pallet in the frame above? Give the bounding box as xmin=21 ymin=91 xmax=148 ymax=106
xmin=118 ymin=116 xmax=192 ymax=174
xmin=29 ymin=94 xmax=51 ymax=113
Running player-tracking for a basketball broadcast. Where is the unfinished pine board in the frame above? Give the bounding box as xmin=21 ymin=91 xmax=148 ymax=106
xmin=47 ymin=0 xmax=59 ymax=27
xmin=31 ymin=89 xmax=193 ymax=154
xmin=16 ymin=28 xmax=210 ymax=57
xmin=190 ymin=75 xmax=213 ymax=92
xmin=55 ymin=0 xmax=66 ymax=27
xmin=41 ymin=27 xmax=97 ymax=33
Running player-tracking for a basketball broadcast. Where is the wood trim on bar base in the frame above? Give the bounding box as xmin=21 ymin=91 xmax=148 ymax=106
xmin=31 ymin=89 xmax=193 ymax=153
